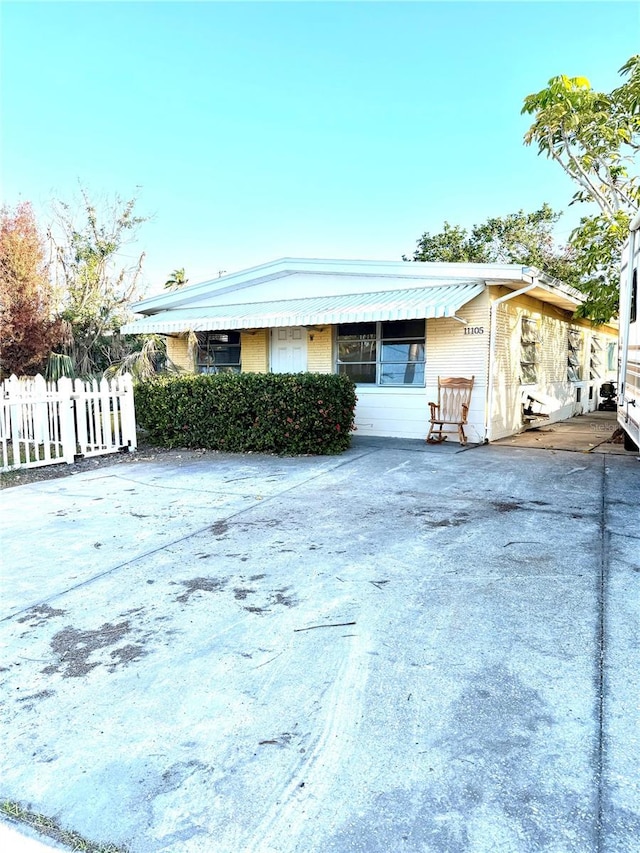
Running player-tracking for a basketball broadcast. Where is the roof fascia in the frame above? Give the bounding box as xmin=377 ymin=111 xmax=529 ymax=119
xmin=133 ymin=258 xmax=530 ymax=316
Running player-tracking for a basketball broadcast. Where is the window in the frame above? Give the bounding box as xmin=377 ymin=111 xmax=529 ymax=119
xmin=336 ymin=323 xmax=377 ymax=384
xmin=336 ymin=320 xmax=425 ymax=386
xmin=196 ymin=331 xmax=241 ymax=374
xmin=567 ymin=329 xmax=584 ymax=382
xmin=520 ymin=316 xmax=541 ymax=385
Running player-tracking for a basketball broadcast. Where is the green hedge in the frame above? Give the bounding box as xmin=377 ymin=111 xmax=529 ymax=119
xmin=134 ymin=372 xmax=357 ymax=455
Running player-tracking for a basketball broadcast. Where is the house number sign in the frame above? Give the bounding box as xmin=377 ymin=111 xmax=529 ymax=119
xmin=463 ymin=326 xmax=485 ymax=335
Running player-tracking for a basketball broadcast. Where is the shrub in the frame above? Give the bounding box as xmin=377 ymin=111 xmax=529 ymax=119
xmin=134 ymin=372 xmax=357 ymax=455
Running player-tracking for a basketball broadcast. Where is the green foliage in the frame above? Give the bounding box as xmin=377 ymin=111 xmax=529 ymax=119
xmin=164 ymin=268 xmax=188 ymax=290
xmin=570 ymin=210 xmax=631 ymax=323
xmin=104 ymin=334 xmax=182 ymax=383
xmin=404 ymin=222 xmax=473 ymax=263
xmin=49 ymin=185 xmax=148 ymax=376
xmin=135 ymin=373 xmax=357 ymax=455
xmin=406 ymin=205 xmax=579 ymax=286
xmin=522 ymin=55 xmax=640 ymax=320
xmin=44 ymin=352 xmax=75 ymax=381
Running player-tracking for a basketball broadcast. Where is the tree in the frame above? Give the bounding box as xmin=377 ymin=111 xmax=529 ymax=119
xmin=404 ymin=223 xmax=473 ymax=264
xmin=49 ymin=186 xmax=148 ymax=376
xmin=522 ymin=55 xmax=640 ymax=322
xmin=0 ymin=202 xmax=63 ymax=377
xmin=164 ymin=268 xmax=188 ymax=290
xmin=405 ymin=205 xmax=579 ymax=286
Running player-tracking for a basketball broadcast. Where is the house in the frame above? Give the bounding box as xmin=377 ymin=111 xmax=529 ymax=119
xmin=121 ymin=258 xmax=618 ymax=443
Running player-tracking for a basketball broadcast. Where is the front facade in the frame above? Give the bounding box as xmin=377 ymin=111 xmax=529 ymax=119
xmin=122 ymin=259 xmax=617 ymax=444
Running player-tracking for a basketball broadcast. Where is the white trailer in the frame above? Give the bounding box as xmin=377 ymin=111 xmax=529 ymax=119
xmin=618 ymin=210 xmax=640 ymax=451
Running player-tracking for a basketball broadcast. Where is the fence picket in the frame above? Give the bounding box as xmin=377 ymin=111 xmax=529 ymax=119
xmin=73 ymin=378 xmax=88 ymax=456
xmin=99 ymin=377 xmax=111 ymax=451
xmin=58 ymin=377 xmax=76 ymax=464
xmin=119 ymin=374 xmax=137 ymax=452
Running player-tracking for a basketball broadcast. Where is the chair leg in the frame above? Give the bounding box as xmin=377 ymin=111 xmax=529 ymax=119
xmin=427 ymin=422 xmax=447 ymax=443
xmin=458 ymin=424 xmax=467 ymax=445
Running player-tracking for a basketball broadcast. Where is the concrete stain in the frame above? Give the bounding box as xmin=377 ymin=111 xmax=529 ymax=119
xmin=43 ymin=621 xmax=135 ymax=678
xmin=17 ymin=604 xmax=66 ymax=627
xmin=233 ymin=587 xmax=255 ymax=600
xmin=269 ymin=588 xmax=298 ymax=608
xmin=491 ymin=500 xmax=526 ymax=513
xmin=159 ymin=760 xmax=207 ymax=793
xmin=16 ymin=688 xmax=55 ymax=701
xmin=107 ymin=644 xmax=147 ymax=671
xmin=175 ymin=577 xmax=228 ymax=604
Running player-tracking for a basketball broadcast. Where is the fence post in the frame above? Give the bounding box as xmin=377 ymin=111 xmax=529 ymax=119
xmin=0 ymin=378 xmax=8 ymax=469
xmin=74 ymin=378 xmax=88 ymax=456
xmin=120 ymin=374 xmax=137 ymax=452
xmin=58 ymin=377 xmax=76 ymax=464
xmin=33 ymin=374 xmax=50 ymax=460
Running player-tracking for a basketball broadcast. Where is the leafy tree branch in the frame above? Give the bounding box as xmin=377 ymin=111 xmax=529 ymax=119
xmin=522 ymin=55 xmax=639 ymax=321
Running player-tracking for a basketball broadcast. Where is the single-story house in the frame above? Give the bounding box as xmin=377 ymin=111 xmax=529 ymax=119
xmin=121 ymin=258 xmax=618 ymax=443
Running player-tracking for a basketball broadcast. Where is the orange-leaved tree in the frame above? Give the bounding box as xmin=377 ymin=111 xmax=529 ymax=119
xmin=0 ymin=202 xmax=63 ymax=377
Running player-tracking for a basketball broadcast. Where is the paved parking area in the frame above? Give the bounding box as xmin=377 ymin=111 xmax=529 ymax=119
xmin=1 ymin=439 xmax=638 ymax=852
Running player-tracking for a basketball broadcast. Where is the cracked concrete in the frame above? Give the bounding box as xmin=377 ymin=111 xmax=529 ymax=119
xmin=0 ymin=437 xmax=638 ymax=852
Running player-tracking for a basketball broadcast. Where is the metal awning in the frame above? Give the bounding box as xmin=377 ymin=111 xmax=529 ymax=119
xmin=121 ymin=283 xmax=485 ymax=334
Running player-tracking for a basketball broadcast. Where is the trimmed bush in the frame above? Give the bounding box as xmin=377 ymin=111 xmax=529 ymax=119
xmin=134 ymin=372 xmax=357 ymax=455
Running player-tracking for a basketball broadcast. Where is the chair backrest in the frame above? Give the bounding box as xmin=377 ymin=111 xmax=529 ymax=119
xmin=438 ymin=376 xmax=474 ymax=422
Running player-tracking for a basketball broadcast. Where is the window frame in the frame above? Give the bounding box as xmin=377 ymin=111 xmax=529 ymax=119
xmin=336 ymin=320 xmax=426 ymax=387
xmin=196 ymin=330 xmax=242 ymax=374
xmin=520 ymin=316 xmax=541 ymax=386
xmin=567 ymin=328 xmax=584 ymax=383
xmin=589 ymin=334 xmax=602 ymax=381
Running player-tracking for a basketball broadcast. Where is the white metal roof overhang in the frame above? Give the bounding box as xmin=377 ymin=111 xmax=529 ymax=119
xmin=121 ymin=282 xmax=485 ymax=334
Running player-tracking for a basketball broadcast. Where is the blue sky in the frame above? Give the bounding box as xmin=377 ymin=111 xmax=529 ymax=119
xmin=2 ymin=0 xmax=639 ymax=296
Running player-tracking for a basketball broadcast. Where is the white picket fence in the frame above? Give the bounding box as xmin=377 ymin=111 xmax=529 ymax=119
xmin=0 ymin=373 xmax=137 ymax=473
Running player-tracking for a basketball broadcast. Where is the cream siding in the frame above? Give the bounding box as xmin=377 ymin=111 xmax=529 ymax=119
xmin=307 ymin=327 xmax=333 ymax=373
xmin=424 ymin=292 xmax=491 ymax=444
xmin=166 ymin=335 xmax=194 ymax=371
xmin=351 ymin=386 xmax=431 ymax=440
xmin=240 ymin=330 xmax=269 ymax=373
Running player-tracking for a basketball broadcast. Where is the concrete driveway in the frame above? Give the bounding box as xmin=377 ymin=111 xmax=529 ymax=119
xmin=1 ymin=439 xmax=639 ymax=852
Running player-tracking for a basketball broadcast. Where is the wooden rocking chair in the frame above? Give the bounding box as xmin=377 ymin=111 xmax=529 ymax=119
xmin=426 ymin=376 xmax=475 ymax=445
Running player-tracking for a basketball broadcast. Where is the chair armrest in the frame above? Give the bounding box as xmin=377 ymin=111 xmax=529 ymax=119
xmin=461 ymin=403 xmax=469 ymax=420
xmin=428 ymin=402 xmax=439 ymax=418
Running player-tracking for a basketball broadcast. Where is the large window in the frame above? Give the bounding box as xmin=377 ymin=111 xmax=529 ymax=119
xmin=196 ymin=331 xmax=241 ymax=374
xmin=336 ymin=320 xmax=425 ymax=386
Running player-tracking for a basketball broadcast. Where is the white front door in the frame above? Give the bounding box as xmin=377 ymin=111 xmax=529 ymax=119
xmin=270 ymin=327 xmax=308 ymax=373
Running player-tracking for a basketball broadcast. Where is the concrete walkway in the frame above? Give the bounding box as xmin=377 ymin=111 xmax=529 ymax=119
xmin=1 ymin=439 xmax=638 ymax=852
xmin=493 ymin=411 xmax=632 ymax=455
